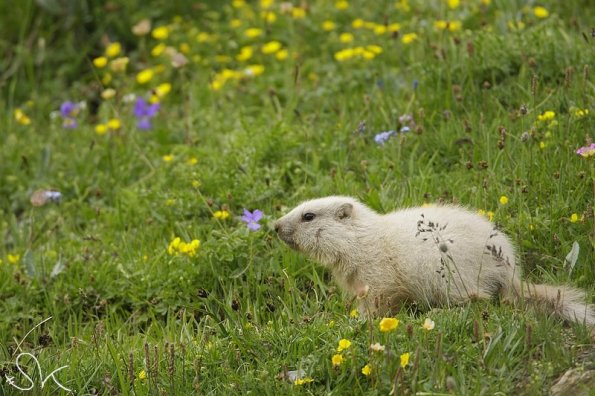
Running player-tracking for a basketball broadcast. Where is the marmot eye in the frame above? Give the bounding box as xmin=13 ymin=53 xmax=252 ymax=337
xmin=302 ymin=213 xmax=316 ymax=222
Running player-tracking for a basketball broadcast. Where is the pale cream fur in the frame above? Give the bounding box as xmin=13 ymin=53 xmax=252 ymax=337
xmin=274 ymin=196 xmax=594 ymax=325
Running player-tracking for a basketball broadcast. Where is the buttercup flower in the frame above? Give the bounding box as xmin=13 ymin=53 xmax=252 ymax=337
xmin=533 ymin=6 xmax=549 ymax=18
xmin=168 ymin=237 xmax=200 ymax=257
xmin=93 ymin=56 xmax=108 ymax=68
xmin=138 ymin=370 xmax=147 ymax=380
xmin=152 ymin=26 xmax=170 ymax=40
xmin=422 ymin=318 xmax=435 ymax=330
xmin=537 ymin=110 xmax=555 ymax=122
xmin=499 ymin=195 xmax=509 ymax=205
xmin=105 ymin=42 xmax=121 ymax=58
xmin=379 ymin=317 xmax=399 ymax=332
xmin=134 ymin=97 xmax=160 ymax=130
xmin=294 ymin=377 xmax=314 ymax=385
xmin=361 ymin=364 xmax=372 ymax=376
xmin=14 ymin=108 xmax=31 ymax=125
xmin=349 ymin=309 xmax=359 ymax=318
xmin=7 ymin=254 xmax=20 ymax=264
xmin=262 ymin=41 xmax=282 ymax=54
xmin=570 ymin=213 xmax=579 ymax=223
xmin=322 ymin=20 xmax=336 ymax=31
xmin=337 ymin=339 xmax=352 ymax=352
xmin=331 ymin=354 xmax=344 ymax=366
xmin=402 ymin=33 xmax=418 ymax=44
xmin=400 ymin=352 xmax=410 ymax=368
xmin=214 ymin=210 xmax=230 ymax=220
xmin=241 ymin=209 xmax=263 ymax=231
xmin=136 ymin=69 xmax=154 ymax=84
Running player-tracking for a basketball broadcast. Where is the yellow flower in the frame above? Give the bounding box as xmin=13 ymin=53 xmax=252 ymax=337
xmin=395 ymin=0 xmax=411 ymax=11
xmin=339 ymin=32 xmax=354 ymax=43
xmin=179 ymin=42 xmax=190 ymax=54
xmin=379 ymin=317 xmax=399 ymax=332
xmin=165 ymin=198 xmax=175 ymax=206
xmin=352 ymin=18 xmax=364 ymax=28
xmin=214 ymin=210 xmax=230 ymax=220
xmin=232 ymin=0 xmax=245 ymax=7
xmin=294 ymin=377 xmax=314 ymax=385
xmin=499 ymin=195 xmax=509 ymax=205
xmin=570 ymin=213 xmax=579 ymax=223
xmin=335 ymin=0 xmax=349 ymax=10
xmin=349 ymin=308 xmax=359 ymax=318
xmin=236 ymin=46 xmax=253 ymax=61
xmin=151 ymin=43 xmax=166 ymax=57
xmin=179 ymin=240 xmax=200 ymax=257
xmin=245 ymin=28 xmax=263 ymax=38
xmin=93 ymin=56 xmax=108 ymax=68
xmin=136 ymin=69 xmax=154 ymax=84
xmin=337 ymin=339 xmax=351 ymax=352
xmin=322 ymin=20 xmax=336 ymax=31
xmin=366 ymin=45 xmax=382 ymax=55
xmin=138 ymin=370 xmax=147 ymax=380
xmin=388 ymin=23 xmax=401 ymax=32
xmin=163 ymin=154 xmax=174 ymax=162
xmin=191 ymin=180 xmax=201 ymax=188
xmin=537 ymin=110 xmax=555 ymax=122
xmin=105 ymin=42 xmax=121 ymax=58
xmin=95 ymin=124 xmax=108 ymax=135
xmin=539 ymin=141 xmax=546 ymax=149
xmin=260 ymin=0 xmax=273 ymax=9
xmin=291 ymin=7 xmax=306 ymax=19
xmin=245 ymin=64 xmax=265 ymax=76
xmin=230 ymin=19 xmax=242 ymax=28
xmin=155 ymin=83 xmax=172 ymax=98
xmin=422 ymin=318 xmax=435 ymax=330
xmin=109 ymin=57 xmax=129 ymax=72
xmin=361 ymin=364 xmax=372 ymax=376
xmin=434 ymin=20 xmax=462 ymax=32
xmin=7 ymin=254 xmax=20 ymax=264
xmin=152 ymin=26 xmax=170 ymax=40
xmin=331 ymin=354 xmax=344 ymax=366
xmin=400 ymin=352 xmax=410 ymax=368
xmin=447 ymin=0 xmax=459 ymax=9
xmin=275 ymin=49 xmax=288 ymax=60
xmin=262 ymin=40 xmax=282 ymax=54
xmin=101 ymin=73 xmax=112 ymax=85
xmin=533 ymin=6 xmax=549 ymax=19
xmin=101 ymin=88 xmax=116 ymax=100
xmin=196 ymin=32 xmax=213 ymax=42
xmin=187 ymin=157 xmax=198 ymax=165
xmin=261 ymin=11 xmax=277 ymax=23
xmin=106 ymin=118 xmax=121 ymax=130
xmin=373 ymin=24 xmax=387 ymax=35
xmin=14 ymin=108 xmax=31 ymax=125
xmin=401 ymin=32 xmax=418 ymax=44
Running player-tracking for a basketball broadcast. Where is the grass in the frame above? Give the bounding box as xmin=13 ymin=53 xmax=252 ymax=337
xmin=1 ymin=0 xmax=594 ymax=394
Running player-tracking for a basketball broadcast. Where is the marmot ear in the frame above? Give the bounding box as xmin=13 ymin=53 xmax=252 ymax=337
xmin=336 ymin=202 xmax=353 ymax=220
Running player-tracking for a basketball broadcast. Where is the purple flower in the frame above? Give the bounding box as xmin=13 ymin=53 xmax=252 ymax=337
xmin=134 ymin=97 xmax=160 ymax=130
xmin=374 ymin=130 xmax=396 ymax=145
xmin=60 ymin=101 xmax=79 ymax=128
xmin=576 ymin=143 xmax=595 ymax=158
xmin=241 ymin=209 xmax=263 ymax=231
xmin=400 ymin=126 xmax=411 ymax=133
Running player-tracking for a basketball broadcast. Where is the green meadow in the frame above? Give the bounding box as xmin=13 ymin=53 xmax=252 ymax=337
xmin=1 ymin=0 xmax=593 ymax=394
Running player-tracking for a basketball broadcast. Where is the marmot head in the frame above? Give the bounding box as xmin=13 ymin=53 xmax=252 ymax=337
xmin=274 ymin=196 xmax=373 ymax=266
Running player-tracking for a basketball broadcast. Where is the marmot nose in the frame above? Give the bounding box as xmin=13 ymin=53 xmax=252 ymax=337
xmin=274 ymin=222 xmax=281 ymax=233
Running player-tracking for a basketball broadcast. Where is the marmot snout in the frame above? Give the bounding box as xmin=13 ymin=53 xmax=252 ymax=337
xmin=275 ymin=196 xmax=595 ymax=325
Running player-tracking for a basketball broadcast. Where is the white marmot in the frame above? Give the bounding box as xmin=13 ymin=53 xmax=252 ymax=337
xmin=274 ymin=196 xmax=594 ymax=325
